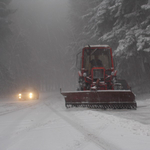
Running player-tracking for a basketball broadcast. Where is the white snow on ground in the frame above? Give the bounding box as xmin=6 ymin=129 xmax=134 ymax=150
xmin=0 ymin=92 xmax=150 ymax=150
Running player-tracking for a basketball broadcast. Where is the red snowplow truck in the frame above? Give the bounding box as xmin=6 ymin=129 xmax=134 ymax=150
xmin=61 ymin=45 xmax=137 ymax=109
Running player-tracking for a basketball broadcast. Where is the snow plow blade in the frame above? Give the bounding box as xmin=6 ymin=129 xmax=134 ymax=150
xmin=61 ymin=90 xmax=137 ymax=109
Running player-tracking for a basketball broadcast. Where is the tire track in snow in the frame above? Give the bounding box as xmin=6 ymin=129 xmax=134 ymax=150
xmin=44 ymin=101 xmax=121 ymax=150
xmin=0 ymin=104 xmax=36 ymax=116
xmin=0 ymin=100 xmax=40 ymax=116
xmin=0 ymin=107 xmax=37 ymax=150
xmin=0 ymin=100 xmax=49 ymax=150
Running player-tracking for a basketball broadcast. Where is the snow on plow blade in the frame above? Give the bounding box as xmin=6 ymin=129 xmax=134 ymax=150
xmin=61 ymin=90 xmax=137 ymax=109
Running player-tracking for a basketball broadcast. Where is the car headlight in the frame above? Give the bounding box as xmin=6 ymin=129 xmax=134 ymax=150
xmin=29 ymin=93 xmax=33 ymax=98
xmin=19 ymin=93 xmax=21 ymax=99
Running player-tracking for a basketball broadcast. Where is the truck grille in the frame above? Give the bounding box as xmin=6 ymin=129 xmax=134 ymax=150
xmin=93 ymin=69 xmax=104 ymax=80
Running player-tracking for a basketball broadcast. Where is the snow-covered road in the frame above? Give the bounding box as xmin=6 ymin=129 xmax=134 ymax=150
xmin=0 ymin=92 xmax=150 ymax=150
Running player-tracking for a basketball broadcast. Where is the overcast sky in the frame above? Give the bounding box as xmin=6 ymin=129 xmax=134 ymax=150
xmin=10 ymin=0 xmax=71 ymax=55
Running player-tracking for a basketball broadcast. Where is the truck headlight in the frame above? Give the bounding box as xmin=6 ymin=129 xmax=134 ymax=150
xmin=83 ymin=73 xmax=87 ymax=77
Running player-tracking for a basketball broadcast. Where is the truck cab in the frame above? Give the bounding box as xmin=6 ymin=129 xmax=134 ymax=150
xmin=78 ymin=45 xmax=117 ymax=90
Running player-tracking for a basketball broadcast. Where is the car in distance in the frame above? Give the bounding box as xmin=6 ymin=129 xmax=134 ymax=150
xmin=18 ymin=87 xmax=39 ymax=100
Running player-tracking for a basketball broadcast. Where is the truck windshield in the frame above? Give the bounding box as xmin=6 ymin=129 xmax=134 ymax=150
xmin=83 ymin=48 xmax=112 ymax=74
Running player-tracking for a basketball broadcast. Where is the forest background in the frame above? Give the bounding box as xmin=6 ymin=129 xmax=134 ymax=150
xmin=0 ymin=0 xmax=150 ymax=95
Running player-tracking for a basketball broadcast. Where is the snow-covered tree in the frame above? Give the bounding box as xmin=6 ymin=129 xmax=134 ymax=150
xmin=69 ymin=0 xmax=150 ymax=93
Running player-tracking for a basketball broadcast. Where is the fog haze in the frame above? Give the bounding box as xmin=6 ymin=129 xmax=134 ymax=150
xmin=8 ymin=0 xmax=74 ymax=91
